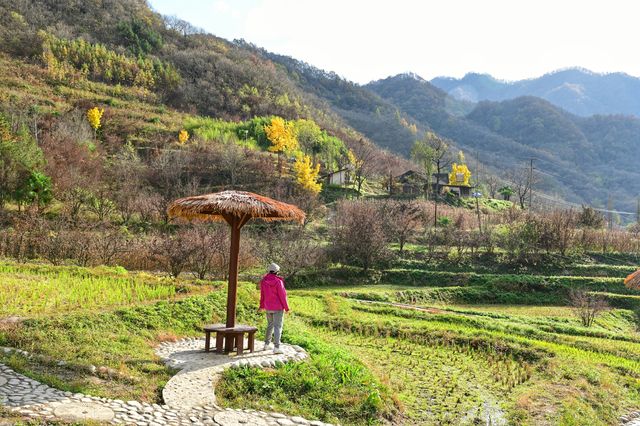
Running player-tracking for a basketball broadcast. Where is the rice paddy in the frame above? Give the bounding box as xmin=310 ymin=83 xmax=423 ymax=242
xmin=0 ymin=257 xmax=639 ymax=425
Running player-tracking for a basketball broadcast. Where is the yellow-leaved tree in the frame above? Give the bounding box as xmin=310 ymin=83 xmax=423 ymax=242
xmin=449 ymin=163 xmax=472 ymax=186
xmin=178 ymin=129 xmax=189 ymax=144
xmin=86 ymin=107 xmax=104 ymax=139
xmin=264 ymin=117 xmax=298 ymax=154
xmin=294 ymin=154 xmax=322 ymax=194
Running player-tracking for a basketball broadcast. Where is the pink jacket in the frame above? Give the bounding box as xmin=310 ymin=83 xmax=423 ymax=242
xmin=259 ymin=273 xmax=290 ymax=311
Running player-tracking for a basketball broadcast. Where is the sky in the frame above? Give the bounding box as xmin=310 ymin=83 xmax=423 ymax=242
xmin=148 ymin=0 xmax=640 ymax=84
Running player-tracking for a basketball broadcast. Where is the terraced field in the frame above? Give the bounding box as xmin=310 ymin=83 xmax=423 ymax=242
xmin=230 ymin=257 xmax=640 ymax=425
xmin=0 ymin=258 xmax=639 ymax=425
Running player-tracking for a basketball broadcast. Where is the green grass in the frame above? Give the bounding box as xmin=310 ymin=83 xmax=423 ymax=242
xmin=455 ymin=197 xmax=514 ymax=212
xmin=0 ymin=283 xmax=261 ymax=401
xmin=392 ymin=255 xmax=638 ymax=278
xmin=0 ymin=261 xmax=212 ymax=317
xmin=0 ymin=266 xmax=392 ymax=422
xmin=217 ymin=320 xmax=395 ymax=425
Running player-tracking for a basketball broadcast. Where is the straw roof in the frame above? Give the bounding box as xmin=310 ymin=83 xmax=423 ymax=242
xmin=624 ymin=269 xmax=640 ymax=290
xmin=168 ymin=190 xmax=305 ymax=224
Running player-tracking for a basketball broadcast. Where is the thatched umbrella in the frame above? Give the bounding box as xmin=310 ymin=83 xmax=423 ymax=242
xmin=168 ymin=190 xmax=305 ymax=330
xmin=624 ymin=269 xmax=640 ymax=290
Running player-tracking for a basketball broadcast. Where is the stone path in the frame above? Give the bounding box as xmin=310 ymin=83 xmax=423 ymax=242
xmin=0 ymin=338 xmax=336 ymax=426
xmin=156 ymin=338 xmax=308 ymax=412
xmin=622 ymin=411 xmax=640 ymax=425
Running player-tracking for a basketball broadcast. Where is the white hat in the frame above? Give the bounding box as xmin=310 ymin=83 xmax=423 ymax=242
xmin=268 ymin=263 xmax=280 ymax=273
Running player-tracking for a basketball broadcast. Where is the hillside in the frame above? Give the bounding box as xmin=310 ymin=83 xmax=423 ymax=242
xmin=2 ymin=0 xmax=640 ymax=213
xmin=0 ymin=0 xmax=423 ymax=216
xmin=246 ymin=44 xmax=424 ymax=155
xmin=366 ymin=76 xmax=592 ymax=204
xmin=432 ymin=68 xmax=640 ymax=117
xmin=467 ymin=97 xmax=640 ymax=209
xmin=253 ymin=47 xmax=640 ymax=211
xmin=0 ymin=0 xmax=368 ymax=148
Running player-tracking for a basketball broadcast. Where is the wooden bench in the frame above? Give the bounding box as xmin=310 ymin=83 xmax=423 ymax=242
xmin=203 ymin=323 xmax=257 ymax=356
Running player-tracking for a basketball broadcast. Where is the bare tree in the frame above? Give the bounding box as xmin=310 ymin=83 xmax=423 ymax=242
xmin=91 ymin=227 xmax=130 ymax=265
xmin=426 ymin=132 xmax=452 ymax=227
xmin=485 ymin=175 xmax=500 ymax=199
xmin=505 ymin=166 xmax=538 ymax=209
xmin=86 ymin=188 xmax=116 ymax=222
xmin=220 ymin=143 xmax=247 ymax=188
xmin=146 ymin=151 xmax=198 ymax=223
xmin=379 ymin=150 xmax=407 ymax=195
xmin=250 ymin=225 xmax=325 ymax=281
xmin=349 ymin=139 xmax=379 ymax=197
xmin=546 ymin=210 xmax=578 ymax=255
xmin=59 ymin=187 xmax=90 ymax=224
xmin=151 ymin=231 xmax=197 ymax=278
xmin=380 ymin=200 xmax=428 ymax=256
xmin=569 ymin=289 xmax=609 ymax=327
xmin=330 ymin=200 xmax=390 ymax=271
xmin=162 ymin=15 xmax=203 ymax=36
xmin=37 ymin=219 xmax=77 ymax=266
xmin=109 ymin=145 xmax=146 ymax=224
xmin=186 ymin=225 xmax=229 ymax=280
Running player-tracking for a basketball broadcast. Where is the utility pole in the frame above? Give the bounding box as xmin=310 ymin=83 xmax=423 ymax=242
xmin=475 ymin=150 xmax=480 ymax=188
xmin=637 ymin=197 xmax=640 ymax=225
xmin=528 ymin=158 xmax=534 ymax=212
xmin=607 ymin=195 xmax=613 ymax=231
xmin=475 ymin=194 xmax=482 ymax=233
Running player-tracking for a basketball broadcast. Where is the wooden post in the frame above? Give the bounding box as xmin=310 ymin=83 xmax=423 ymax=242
xmin=226 ymin=216 xmax=241 ymax=328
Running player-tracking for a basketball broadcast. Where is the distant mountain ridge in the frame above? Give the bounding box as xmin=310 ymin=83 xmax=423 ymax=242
xmin=431 ymin=68 xmax=640 ymax=117
xmin=364 ymin=75 xmax=640 ymax=212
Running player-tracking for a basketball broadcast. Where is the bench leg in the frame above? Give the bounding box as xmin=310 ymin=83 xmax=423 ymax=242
xmin=236 ymin=333 xmax=244 ymax=356
xmin=205 ymin=331 xmax=211 ymax=352
xmin=248 ymin=331 xmax=255 ymax=353
xmin=225 ymin=333 xmax=234 ymax=353
xmin=216 ymin=331 xmax=224 ymax=353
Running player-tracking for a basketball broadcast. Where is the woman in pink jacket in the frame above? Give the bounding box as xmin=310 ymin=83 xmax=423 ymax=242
xmin=259 ymin=263 xmax=289 ymax=354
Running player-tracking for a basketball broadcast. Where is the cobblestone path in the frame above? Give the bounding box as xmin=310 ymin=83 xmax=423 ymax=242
xmin=0 ymin=338 xmax=335 ymax=426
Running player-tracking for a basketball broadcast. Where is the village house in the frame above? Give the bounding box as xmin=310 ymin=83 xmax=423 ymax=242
xmin=321 ymin=165 xmax=353 ymax=186
xmin=394 ymin=163 xmax=473 ymax=198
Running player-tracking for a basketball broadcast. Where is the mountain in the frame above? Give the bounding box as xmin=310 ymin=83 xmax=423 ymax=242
xmin=366 ymin=77 xmax=592 ymax=203
xmin=369 ymin=74 xmax=640 ymax=211
xmin=252 ymin=48 xmax=640 ymax=211
xmin=431 ymin=69 xmax=640 ymax=117
xmin=0 ymin=0 xmax=363 ymax=146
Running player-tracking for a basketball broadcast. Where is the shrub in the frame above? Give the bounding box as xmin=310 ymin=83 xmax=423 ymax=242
xmin=379 ymin=200 xmax=429 ymax=256
xmin=329 ymin=200 xmax=391 ymax=271
xmin=578 ymin=206 xmax=605 ymax=229
xmin=569 ymin=289 xmax=610 ymax=327
xmin=185 ymin=225 xmax=229 ymax=280
xmin=150 ymin=231 xmax=196 ymax=278
xmin=249 ymin=225 xmax=326 ymax=282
